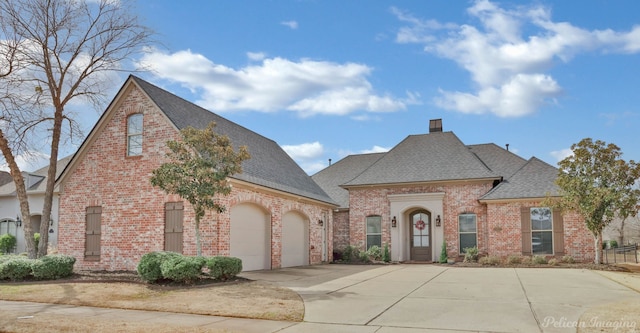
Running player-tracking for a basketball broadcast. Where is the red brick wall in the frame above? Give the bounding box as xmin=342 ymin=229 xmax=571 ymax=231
xmin=346 ymin=183 xmax=594 ymax=262
xmin=332 ymin=210 xmax=350 ymax=250
xmin=486 ymin=201 xmax=594 ymax=262
xmin=58 ymin=84 xmax=332 ymax=271
xmin=348 ymin=182 xmax=492 ymax=255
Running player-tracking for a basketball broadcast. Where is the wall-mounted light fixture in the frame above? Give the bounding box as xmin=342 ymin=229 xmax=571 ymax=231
xmin=435 ymin=215 xmax=441 ymax=227
xmin=15 ymin=215 xmax=22 ymax=227
xmin=391 ymin=216 xmax=397 ymax=228
xmin=318 ymin=219 xmax=323 ymax=226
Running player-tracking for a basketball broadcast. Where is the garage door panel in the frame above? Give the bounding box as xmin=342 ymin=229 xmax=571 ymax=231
xmin=281 ymin=212 xmax=309 ymax=268
xmin=230 ymin=204 xmax=271 ymax=271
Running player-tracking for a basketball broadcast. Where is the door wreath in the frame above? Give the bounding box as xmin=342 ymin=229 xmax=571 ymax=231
xmin=415 ymin=219 xmax=426 ymax=230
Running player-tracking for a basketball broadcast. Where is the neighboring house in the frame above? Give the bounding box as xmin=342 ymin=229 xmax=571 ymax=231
xmin=313 ymin=120 xmax=594 ymax=262
xmin=57 ymin=76 xmax=336 ymax=271
xmin=0 ymin=157 xmax=72 ymax=253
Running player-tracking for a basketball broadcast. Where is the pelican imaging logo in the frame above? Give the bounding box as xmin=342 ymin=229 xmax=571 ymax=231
xmin=542 ymin=316 xmax=638 ymax=331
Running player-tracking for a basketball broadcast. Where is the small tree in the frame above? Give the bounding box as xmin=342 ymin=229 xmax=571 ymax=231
xmin=550 ymin=138 xmax=640 ymax=264
xmin=150 ymin=122 xmax=250 ymax=256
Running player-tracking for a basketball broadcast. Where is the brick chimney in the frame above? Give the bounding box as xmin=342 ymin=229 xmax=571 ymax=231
xmin=429 ymin=118 xmax=443 ymax=133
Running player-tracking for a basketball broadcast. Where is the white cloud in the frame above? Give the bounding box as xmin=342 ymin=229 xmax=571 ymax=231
xmin=281 ymin=142 xmax=325 ymax=175
xmin=281 ymin=141 xmax=324 ymax=161
xmin=360 ymin=145 xmax=390 ymax=154
xmin=281 ymin=20 xmax=298 ymax=30
xmin=137 ymin=49 xmax=413 ymax=117
xmin=550 ymin=148 xmax=573 ymax=162
xmin=247 ymin=52 xmax=266 ymax=61
xmin=393 ymin=0 xmax=640 ymax=117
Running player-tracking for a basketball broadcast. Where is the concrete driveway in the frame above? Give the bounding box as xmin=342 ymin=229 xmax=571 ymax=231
xmin=241 ymin=264 xmax=640 ymax=333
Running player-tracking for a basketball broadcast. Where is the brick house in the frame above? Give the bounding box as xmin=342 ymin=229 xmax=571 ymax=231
xmin=312 ymin=120 xmax=594 ymax=262
xmin=57 ymin=76 xmax=336 ymax=271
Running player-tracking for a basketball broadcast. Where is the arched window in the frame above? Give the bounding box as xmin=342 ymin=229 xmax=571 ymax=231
xmin=127 ymin=113 xmax=143 ymax=156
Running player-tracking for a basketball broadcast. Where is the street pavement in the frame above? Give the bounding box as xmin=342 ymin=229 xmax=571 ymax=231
xmin=2 ymin=264 xmax=640 ymax=332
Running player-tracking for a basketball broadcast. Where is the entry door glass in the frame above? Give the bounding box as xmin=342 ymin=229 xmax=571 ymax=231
xmin=412 ymin=213 xmax=430 ymax=247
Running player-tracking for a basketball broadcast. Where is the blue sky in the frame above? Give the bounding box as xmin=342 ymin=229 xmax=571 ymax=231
xmin=13 ymin=0 xmax=640 ymax=175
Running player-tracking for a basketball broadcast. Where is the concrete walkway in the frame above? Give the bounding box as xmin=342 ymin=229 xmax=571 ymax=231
xmin=2 ymin=265 xmax=640 ymax=332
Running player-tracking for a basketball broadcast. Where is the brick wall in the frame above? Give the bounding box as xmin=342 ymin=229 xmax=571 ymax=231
xmin=58 ymin=83 xmax=332 ymax=271
xmin=345 ymin=182 xmax=594 ymax=262
xmin=486 ymin=201 xmax=594 ymax=262
xmin=332 ymin=210 xmax=350 ymax=250
xmin=348 ymin=182 xmax=491 ymax=256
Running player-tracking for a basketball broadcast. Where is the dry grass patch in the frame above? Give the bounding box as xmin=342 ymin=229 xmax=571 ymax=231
xmin=0 ymin=280 xmax=304 ymax=322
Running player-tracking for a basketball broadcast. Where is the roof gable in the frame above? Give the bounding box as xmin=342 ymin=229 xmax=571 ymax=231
xmin=312 ymin=153 xmax=384 ymax=207
xmin=481 ymin=157 xmax=559 ymax=201
xmin=129 ymin=76 xmax=335 ymax=205
xmin=344 ymin=132 xmax=499 ymax=186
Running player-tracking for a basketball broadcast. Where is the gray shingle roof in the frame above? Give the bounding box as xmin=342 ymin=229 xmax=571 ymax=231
xmin=0 ymin=155 xmax=72 ymax=196
xmin=312 ymin=153 xmax=385 ymax=208
xmin=467 ymin=143 xmax=527 ymax=180
xmin=480 ymin=157 xmax=560 ymax=201
xmin=131 ymin=76 xmax=335 ymax=205
xmin=343 ymin=132 xmax=499 ymax=186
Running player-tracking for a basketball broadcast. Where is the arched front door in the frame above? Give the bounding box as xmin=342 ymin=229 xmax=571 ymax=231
xmin=410 ymin=210 xmax=432 ymax=261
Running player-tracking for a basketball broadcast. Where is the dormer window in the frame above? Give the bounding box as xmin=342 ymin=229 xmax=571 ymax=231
xmin=127 ymin=113 xmax=143 ymax=156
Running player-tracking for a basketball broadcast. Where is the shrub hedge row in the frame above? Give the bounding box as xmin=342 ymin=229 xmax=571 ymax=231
xmin=137 ymin=251 xmax=242 ymax=284
xmin=0 ymin=254 xmax=76 ymax=281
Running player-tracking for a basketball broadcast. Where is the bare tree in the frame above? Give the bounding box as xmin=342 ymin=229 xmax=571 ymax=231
xmin=0 ymin=0 xmax=153 ymax=258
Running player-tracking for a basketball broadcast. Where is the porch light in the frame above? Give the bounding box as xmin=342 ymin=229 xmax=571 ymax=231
xmin=318 ymin=219 xmax=323 ymax=226
xmin=15 ymin=215 xmax=21 ymax=227
xmin=391 ymin=216 xmax=397 ymax=228
xmin=436 ymin=215 xmax=441 ymax=227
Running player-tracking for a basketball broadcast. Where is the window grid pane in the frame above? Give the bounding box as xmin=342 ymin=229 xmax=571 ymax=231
xmin=366 ymin=216 xmax=382 ymax=250
xmin=530 ymin=207 xmax=553 ymax=254
xmin=127 ymin=114 xmax=143 ymax=156
xmin=459 ymin=214 xmax=477 ymax=253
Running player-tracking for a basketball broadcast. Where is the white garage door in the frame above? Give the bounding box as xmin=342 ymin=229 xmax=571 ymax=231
xmin=281 ymin=211 xmax=309 ymax=268
xmin=230 ymin=203 xmax=271 ymax=271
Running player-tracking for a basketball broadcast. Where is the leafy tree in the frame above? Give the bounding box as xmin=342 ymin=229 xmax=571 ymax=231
xmin=550 ymin=138 xmax=640 ymax=264
xmin=150 ymin=122 xmax=250 ymax=256
xmin=0 ymin=0 xmax=152 ymax=258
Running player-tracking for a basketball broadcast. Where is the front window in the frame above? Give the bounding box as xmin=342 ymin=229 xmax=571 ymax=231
xmin=0 ymin=218 xmax=17 ymax=236
xmin=366 ymin=215 xmax=382 ymax=250
xmin=127 ymin=114 xmax=143 ymax=156
xmin=531 ymin=207 xmax=553 ymax=254
xmin=459 ymin=214 xmax=477 ymax=253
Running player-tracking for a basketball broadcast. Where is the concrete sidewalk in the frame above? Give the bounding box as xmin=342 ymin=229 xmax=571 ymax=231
xmin=2 ymin=265 xmax=640 ymax=332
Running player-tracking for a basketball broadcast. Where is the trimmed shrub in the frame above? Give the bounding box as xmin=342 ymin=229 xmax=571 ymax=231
xmin=506 ymin=255 xmax=522 ymax=265
xmin=532 ymin=255 xmax=548 ymax=265
xmin=31 ymin=255 xmax=76 ymax=280
xmin=366 ymin=245 xmax=382 ymax=261
xmin=137 ymin=251 xmax=182 ymax=283
xmin=609 ymin=240 xmax=618 ymax=248
xmin=160 ymin=255 xmax=205 ymax=284
xmin=439 ymin=242 xmax=448 ymax=264
xmin=561 ymin=255 xmax=575 ymax=264
xmin=463 ymin=246 xmax=479 ymax=263
xmin=0 ymin=234 xmax=17 ymax=254
xmin=548 ymin=258 xmax=559 ymax=266
xmin=206 ymin=256 xmax=242 ymax=280
xmin=383 ymin=243 xmax=391 ymax=263
xmin=0 ymin=256 xmax=34 ymax=281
